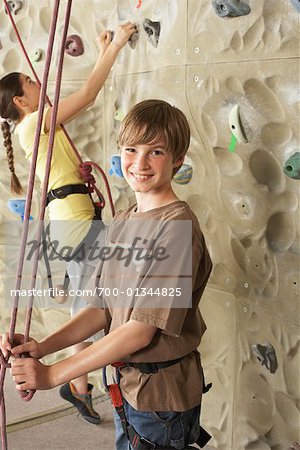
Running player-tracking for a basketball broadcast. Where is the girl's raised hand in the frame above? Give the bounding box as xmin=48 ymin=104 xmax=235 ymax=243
xmin=112 ymin=22 xmax=137 ymax=50
xmin=97 ymin=30 xmax=112 ymax=54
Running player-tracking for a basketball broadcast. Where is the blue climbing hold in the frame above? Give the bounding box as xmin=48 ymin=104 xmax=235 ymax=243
xmin=109 ymin=155 xmax=124 ymax=178
xmin=173 ymin=164 xmax=193 ymax=185
xmin=7 ymin=199 xmax=33 ymax=221
xmin=211 ymin=0 xmax=251 ymax=18
xmin=283 ymin=152 xmax=300 ymax=180
xmin=289 ymin=0 xmax=300 ymax=13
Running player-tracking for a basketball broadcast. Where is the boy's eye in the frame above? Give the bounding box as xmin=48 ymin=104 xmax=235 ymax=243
xmin=124 ymin=147 xmax=136 ymax=153
xmin=151 ymin=150 xmax=164 ymax=156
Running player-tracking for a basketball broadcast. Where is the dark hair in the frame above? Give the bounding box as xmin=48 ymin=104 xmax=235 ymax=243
xmin=0 ymin=72 xmax=23 ymax=194
xmin=118 ymin=99 xmax=190 ymax=171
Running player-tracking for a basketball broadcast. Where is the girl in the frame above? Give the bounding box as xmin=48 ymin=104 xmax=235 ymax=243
xmin=0 ymin=21 xmax=136 ymax=424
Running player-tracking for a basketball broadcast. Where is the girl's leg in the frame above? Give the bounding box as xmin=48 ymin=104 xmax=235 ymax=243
xmin=59 ymin=260 xmax=102 ymax=423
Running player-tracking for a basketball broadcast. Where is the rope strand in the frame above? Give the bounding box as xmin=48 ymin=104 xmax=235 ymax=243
xmin=0 ymin=1 xmax=61 ymax=448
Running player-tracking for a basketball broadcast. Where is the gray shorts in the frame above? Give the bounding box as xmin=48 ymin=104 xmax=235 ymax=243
xmin=66 ymin=219 xmax=106 ymax=343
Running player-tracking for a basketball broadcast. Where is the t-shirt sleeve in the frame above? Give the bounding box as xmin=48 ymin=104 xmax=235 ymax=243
xmin=15 ymin=108 xmax=50 ymax=159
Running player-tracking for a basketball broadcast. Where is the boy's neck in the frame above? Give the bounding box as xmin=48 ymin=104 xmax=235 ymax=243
xmin=135 ymin=190 xmax=180 ymax=213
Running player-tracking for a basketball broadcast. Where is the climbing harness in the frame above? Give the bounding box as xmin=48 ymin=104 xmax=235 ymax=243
xmin=0 ymin=1 xmax=114 ymax=449
xmin=103 ymin=358 xmax=212 ymax=450
xmin=46 ymin=184 xmax=90 ymax=206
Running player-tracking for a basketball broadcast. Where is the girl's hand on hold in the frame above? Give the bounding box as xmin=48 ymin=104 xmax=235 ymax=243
xmin=112 ymin=22 xmax=137 ymax=50
xmin=98 ymin=30 xmax=112 ymax=54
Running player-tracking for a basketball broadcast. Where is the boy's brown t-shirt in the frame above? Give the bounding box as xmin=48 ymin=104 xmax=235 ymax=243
xmin=90 ymin=201 xmax=212 ymax=411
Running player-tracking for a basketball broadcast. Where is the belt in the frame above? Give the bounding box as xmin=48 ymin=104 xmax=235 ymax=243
xmin=46 ymin=184 xmax=89 ymax=205
xmin=122 ymin=356 xmax=186 ymax=374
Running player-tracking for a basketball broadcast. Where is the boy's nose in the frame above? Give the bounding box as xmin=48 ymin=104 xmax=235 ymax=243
xmin=133 ymin=154 xmax=150 ymax=170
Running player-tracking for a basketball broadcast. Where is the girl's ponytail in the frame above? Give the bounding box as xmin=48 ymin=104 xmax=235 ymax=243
xmin=1 ymin=120 xmax=22 ymax=195
xmin=0 ymin=72 xmax=24 ymax=195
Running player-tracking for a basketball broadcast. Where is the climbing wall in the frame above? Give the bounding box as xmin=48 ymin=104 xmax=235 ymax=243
xmin=0 ymin=1 xmax=299 ymax=449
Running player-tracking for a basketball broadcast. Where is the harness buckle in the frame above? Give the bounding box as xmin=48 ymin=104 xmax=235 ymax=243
xmin=51 ymin=186 xmax=72 ymax=199
xmin=108 ymin=383 xmax=123 ymax=408
xmin=139 ymin=436 xmax=156 ymax=449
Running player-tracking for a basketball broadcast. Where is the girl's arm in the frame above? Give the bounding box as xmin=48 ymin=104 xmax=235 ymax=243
xmin=44 ymin=22 xmax=136 ymax=132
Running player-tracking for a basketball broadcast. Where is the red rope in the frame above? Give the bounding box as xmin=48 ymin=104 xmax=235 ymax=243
xmin=79 ymin=162 xmax=115 ymax=216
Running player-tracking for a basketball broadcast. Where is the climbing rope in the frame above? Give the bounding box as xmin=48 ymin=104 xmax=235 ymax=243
xmin=0 ymin=1 xmax=115 ymax=448
xmin=0 ymin=1 xmax=62 ymax=448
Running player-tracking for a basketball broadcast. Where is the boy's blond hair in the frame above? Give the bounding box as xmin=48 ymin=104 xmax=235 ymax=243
xmin=118 ymin=100 xmax=190 ymax=171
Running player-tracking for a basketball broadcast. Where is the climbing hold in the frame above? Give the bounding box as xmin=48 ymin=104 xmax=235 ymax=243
xmin=229 ymin=105 xmax=248 ymax=143
xmin=65 ymin=35 xmax=84 ymax=57
xmin=7 ymin=199 xmax=33 ymax=222
xmin=129 ymin=29 xmax=139 ymax=49
xmin=289 ymin=0 xmax=300 ymax=12
xmin=143 ymin=19 xmax=161 ymax=48
xmin=228 ymin=133 xmax=238 ymax=153
xmin=211 ymin=0 xmax=251 ymax=18
xmin=283 ymin=152 xmax=300 ymax=180
xmin=115 ymin=108 xmax=126 ymax=122
xmin=4 ymin=0 xmax=23 ymax=15
xmin=173 ymin=164 xmax=193 ymax=185
xmin=109 ymin=155 xmax=124 ymax=178
xmin=251 ymin=343 xmax=278 ymax=374
xmin=30 ymin=48 xmax=43 ymax=63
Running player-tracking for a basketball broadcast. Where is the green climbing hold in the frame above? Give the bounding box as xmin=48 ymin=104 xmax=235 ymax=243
xmin=283 ymin=152 xmax=300 ymax=180
xmin=228 ymin=133 xmax=237 ymax=153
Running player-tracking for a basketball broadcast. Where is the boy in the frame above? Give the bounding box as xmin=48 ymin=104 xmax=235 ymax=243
xmin=1 ymin=100 xmax=212 ymax=449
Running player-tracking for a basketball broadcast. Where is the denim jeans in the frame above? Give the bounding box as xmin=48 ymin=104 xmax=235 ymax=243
xmin=114 ymin=398 xmax=201 ymax=450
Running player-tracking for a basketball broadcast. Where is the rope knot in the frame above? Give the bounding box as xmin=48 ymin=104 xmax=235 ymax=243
xmin=79 ymin=162 xmax=96 ymax=191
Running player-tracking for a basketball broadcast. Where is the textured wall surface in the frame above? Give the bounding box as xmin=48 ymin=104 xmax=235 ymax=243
xmin=0 ymin=1 xmax=299 ymax=449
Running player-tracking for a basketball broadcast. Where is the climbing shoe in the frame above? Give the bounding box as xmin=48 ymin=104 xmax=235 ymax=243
xmin=59 ymin=382 xmax=101 ymax=424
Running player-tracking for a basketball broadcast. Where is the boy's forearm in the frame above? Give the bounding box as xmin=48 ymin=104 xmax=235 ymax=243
xmin=40 ymin=307 xmax=106 ymax=357
xmin=49 ymin=319 xmax=157 ymax=387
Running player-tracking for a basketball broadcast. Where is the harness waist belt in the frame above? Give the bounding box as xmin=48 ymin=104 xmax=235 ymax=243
xmin=47 ymin=184 xmax=89 ymax=205
xmin=114 ymin=355 xmax=186 ymax=374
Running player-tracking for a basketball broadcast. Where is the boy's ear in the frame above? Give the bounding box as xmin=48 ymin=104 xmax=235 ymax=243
xmin=173 ymin=156 xmax=184 ymax=168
